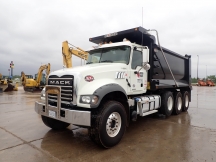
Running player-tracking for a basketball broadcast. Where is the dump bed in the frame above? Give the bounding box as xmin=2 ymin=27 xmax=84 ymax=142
xmin=89 ymin=27 xmax=191 ymax=91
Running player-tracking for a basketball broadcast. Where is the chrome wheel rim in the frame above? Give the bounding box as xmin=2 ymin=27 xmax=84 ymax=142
xmin=177 ymin=97 xmax=182 ymax=111
xmin=106 ymin=112 xmax=121 ymax=137
xmin=185 ymin=95 xmax=189 ymax=107
xmin=167 ymin=96 xmax=173 ymax=111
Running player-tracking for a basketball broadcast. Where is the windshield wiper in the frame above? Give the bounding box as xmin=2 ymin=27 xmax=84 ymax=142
xmin=86 ymin=62 xmax=93 ymax=64
xmin=100 ymin=60 xmax=113 ymax=63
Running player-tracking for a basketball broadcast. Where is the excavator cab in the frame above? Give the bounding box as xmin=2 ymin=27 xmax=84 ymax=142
xmin=25 ymin=75 xmax=33 ymax=79
xmin=35 ymin=73 xmax=46 ymax=86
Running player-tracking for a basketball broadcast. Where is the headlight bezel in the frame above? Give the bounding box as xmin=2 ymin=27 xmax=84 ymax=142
xmin=80 ymin=95 xmax=98 ymax=104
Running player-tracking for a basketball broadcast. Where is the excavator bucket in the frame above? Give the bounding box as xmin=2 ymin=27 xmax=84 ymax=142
xmin=4 ymin=83 xmax=15 ymax=92
xmin=0 ymin=80 xmax=12 ymax=92
xmin=0 ymin=78 xmax=18 ymax=92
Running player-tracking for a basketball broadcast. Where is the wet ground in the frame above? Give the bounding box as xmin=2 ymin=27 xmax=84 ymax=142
xmin=0 ymin=86 xmax=216 ymax=162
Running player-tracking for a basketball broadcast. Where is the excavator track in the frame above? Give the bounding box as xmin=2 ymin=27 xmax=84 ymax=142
xmin=24 ymin=86 xmax=43 ymax=93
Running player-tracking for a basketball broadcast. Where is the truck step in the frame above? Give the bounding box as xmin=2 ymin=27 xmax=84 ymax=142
xmin=142 ymin=110 xmax=158 ymax=116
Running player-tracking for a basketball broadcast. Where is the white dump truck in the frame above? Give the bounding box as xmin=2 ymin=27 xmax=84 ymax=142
xmin=35 ymin=27 xmax=192 ymax=148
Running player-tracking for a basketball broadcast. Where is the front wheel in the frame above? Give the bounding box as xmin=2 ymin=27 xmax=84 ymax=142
xmin=88 ymin=101 xmax=127 ymax=148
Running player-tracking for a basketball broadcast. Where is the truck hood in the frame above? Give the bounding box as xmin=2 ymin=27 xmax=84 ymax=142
xmin=49 ymin=63 xmax=128 ymax=77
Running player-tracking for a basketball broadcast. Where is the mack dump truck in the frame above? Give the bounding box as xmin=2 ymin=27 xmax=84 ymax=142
xmin=35 ymin=27 xmax=192 ymax=148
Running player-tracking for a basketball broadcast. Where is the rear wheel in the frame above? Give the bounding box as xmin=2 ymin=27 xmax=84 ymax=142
xmin=173 ymin=92 xmax=182 ymax=115
xmin=160 ymin=91 xmax=174 ymax=117
xmin=88 ymin=101 xmax=127 ymax=148
xmin=41 ymin=115 xmax=70 ymax=130
xmin=182 ymin=91 xmax=190 ymax=112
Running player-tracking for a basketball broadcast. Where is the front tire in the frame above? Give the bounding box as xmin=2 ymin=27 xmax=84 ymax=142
xmin=41 ymin=115 xmax=70 ymax=130
xmin=160 ymin=91 xmax=174 ymax=117
xmin=88 ymin=101 xmax=127 ymax=148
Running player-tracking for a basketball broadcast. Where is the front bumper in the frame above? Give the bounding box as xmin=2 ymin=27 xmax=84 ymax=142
xmin=35 ymin=101 xmax=91 ymax=126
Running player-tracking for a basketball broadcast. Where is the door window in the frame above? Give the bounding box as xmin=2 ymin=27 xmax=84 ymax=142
xmin=131 ymin=50 xmax=143 ymax=69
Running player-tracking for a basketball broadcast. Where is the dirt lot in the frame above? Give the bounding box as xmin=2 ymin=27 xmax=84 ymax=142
xmin=0 ymin=86 xmax=216 ymax=162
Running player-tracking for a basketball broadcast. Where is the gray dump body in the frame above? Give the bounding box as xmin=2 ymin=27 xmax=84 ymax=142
xmin=89 ymin=26 xmax=191 ymax=91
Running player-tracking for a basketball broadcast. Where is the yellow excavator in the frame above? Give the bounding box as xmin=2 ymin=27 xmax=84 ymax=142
xmin=62 ymin=41 xmax=88 ymax=68
xmin=0 ymin=73 xmax=18 ymax=92
xmin=21 ymin=63 xmax=51 ymax=92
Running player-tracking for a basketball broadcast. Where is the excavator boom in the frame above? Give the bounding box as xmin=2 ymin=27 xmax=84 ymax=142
xmin=21 ymin=71 xmax=26 ymax=86
xmin=62 ymin=41 xmax=88 ymax=68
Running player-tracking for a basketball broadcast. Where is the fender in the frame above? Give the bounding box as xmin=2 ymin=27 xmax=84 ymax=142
xmin=90 ymin=83 xmax=127 ymax=108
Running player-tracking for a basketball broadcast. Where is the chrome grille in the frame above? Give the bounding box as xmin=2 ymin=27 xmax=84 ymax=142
xmin=47 ymin=75 xmax=74 ymax=105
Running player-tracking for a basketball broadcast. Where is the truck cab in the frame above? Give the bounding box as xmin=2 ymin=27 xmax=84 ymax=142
xmin=86 ymin=41 xmax=150 ymax=95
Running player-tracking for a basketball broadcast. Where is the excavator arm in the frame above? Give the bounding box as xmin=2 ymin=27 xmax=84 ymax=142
xmin=62 ymin=41 xmax=88 ymax=68
xmin=45 ymin=63 xmax=50 ymax=80
xmin=21 ymin=71 xmax=26 ymax=86
xmin=36 ymin=63 xmax=51 ymax=86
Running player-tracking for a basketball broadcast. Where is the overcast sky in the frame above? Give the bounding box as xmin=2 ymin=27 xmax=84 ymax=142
xmin=0 ymin=0 xmax=216 ymax=78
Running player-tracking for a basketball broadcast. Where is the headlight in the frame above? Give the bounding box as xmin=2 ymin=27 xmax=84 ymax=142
xmin=80 ymin=95 xmax=98 ymax=104
xmin=81 ymin=96 xmax=91 ymax=103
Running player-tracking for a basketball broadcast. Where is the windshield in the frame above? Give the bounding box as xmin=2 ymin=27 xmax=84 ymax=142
xmin=87 ymin=46 xmax=131 ymax=64
xmin=26 ymin=75 xmax=33 ymax=79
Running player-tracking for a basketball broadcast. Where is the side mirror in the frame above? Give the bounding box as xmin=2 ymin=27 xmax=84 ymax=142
xmin=134 ymin=62 xmax=151 ymax=74
xmin=142 ymin=62 xmax=151 ymax=71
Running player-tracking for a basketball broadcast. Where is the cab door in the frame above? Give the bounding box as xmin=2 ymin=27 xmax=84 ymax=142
xmin=130 ymin=48 xmax=148 ymax=94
